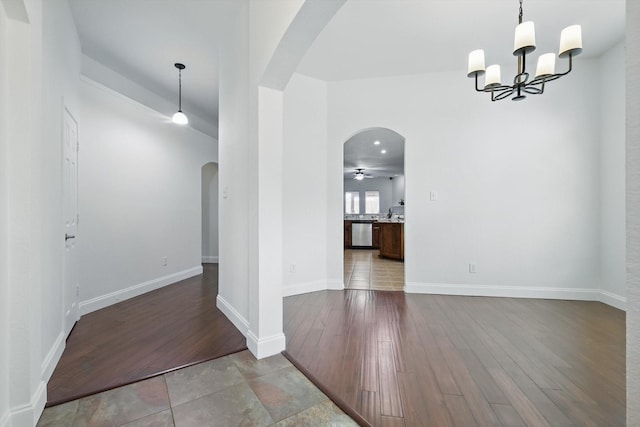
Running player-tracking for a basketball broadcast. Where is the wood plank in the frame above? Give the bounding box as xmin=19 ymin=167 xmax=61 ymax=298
xmin=378 ymin=341 xmax=404 ymax=417
xmin=283 ymin=288 xmax=625 ymax=427
xmin=489 ymin=368 xmax=551 ymax=427
xmin=47 ymin=264 xmax=247 ymax=406
xmin=444 ymin=394 xmax=479 ymax=427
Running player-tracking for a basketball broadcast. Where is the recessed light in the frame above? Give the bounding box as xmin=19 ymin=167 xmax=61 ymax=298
xmin=381 ymin=149 xmax=387 ymax=154
xmin=374 ymin=140 xmax=380 ymax=145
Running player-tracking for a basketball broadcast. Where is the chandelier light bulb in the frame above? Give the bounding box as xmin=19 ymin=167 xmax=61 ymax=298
xmin=484 ymin=65 xmax=502 ymax=88
xmin=467 ymin=49 xmax=486 ymax=76
xmin=559 ymin=25 xmax=583 ymax=57
xmin=514 ymin=21 xmax=536 ymax=55
xmin=535 ymin=53 xmax=556 ymax=78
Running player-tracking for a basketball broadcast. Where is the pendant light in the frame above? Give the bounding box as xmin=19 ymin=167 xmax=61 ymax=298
xmin=172 ymin=63 xmax=188 ymax=125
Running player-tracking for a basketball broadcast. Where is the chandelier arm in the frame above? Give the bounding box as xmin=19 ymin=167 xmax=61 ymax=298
xmin=522 ymin=85 xmax=543 ymax=95
xmin=554 ymin=53 xmax=573 ymax=77
xmin=474 ymin=73 xmax=485 ymax=92
xmin=493 ymin=87 xmax=516 ymax=101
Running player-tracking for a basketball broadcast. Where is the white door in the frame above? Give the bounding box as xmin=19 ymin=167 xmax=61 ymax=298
xmin=63 ymin=107 xmax=79 ymax=336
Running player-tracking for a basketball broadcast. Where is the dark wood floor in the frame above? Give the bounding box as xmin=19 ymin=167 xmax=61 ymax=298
xmin=284 ymin=290 xmax=626 ymax=427
xmin=47 ymin=264 xmax=247 ymax=406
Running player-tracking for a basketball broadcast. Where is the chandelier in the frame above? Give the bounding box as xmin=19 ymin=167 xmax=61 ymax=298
xmin=467 ymin=0 xmax=582 ymax=101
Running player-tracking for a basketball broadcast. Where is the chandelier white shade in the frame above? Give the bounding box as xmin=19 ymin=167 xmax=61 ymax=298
xmin=467 ymin=0 xmax=582 ymax=101
xmin=172 ymin=63 xmax=188 ymax=125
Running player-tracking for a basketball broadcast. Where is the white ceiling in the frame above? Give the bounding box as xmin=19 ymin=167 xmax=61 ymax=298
xmin=68 ymin=0 xmax=625 ymax=139
xmin=344 ymin=128 xmax=405 ymax=179
xmin=68 ymin=0 xmax=243 ymax=125
xmin=297 ymin=0 xmax=625 ymax=81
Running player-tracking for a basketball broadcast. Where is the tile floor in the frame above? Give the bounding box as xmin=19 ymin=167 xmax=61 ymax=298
xmin=343 ymin=249 xmax=404 ymax=291
xmin=37 ymin=351 xmax=358 ymax=427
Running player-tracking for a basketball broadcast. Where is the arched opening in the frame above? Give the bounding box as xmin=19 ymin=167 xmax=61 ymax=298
xmin=201 ymin=162 xmax=219 ymax=264
xmin=343 ymin=127 xmax=405 ymax=291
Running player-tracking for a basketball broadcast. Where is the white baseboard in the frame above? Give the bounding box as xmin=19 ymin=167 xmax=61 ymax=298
xmin=41 ymin=332 xmax=65 ymax=382
xmin=599 ymin=290 xmax=627 ymax=310
xmin=7 ymin=380 xmax=47 ymax=427
xmin=216 ymin=295 xmax=249 ymax=335
xmin=247 ymin=330 xmax=286 ymax=359
xmin=202 ymin=256 xmax=219 ymax=263
xmin=405 ymin=282 xmax=627 ymax=310
xmin=79 ymin=266 xmax=203 ymax=315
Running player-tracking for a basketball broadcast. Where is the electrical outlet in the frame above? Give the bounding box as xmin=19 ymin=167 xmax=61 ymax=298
xmin=289 ymin=263 xmax=296 ymax=273
xmin=469 ymin=263 xmax=477 ymax=273
xmin=162 ymin=256 xmax=168 ymax=266
xmin=430 ymin=191 xmax=438 ymax=201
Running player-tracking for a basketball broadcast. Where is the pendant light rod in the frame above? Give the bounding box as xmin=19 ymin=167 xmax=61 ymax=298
xmin=175 ymin=63 xmax=185 ymax=111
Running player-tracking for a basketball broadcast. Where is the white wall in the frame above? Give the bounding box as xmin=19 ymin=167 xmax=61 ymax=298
xmin=325 ymin=56 xmax=619 ymax=301
xmin=282 ymin=73 xmax=330 ymax=295
xmin=600 ymin=41 xmax=627 ymax=304
xmin=78 ymin=77 xmax=217 ymax=314
xmin=1 ymin=0 xmax=81 ymax=424
xmin=40 ymin=0 xmax=82 ymax=376
xmin=217 ymin=0 xmax=251 ymax=338
xmin=344 ymin=177 xmax=393 ymax=216
xmin=392 ymin=175 xmax=405 ymax=206
xmin=627 ymin=1 xmax=640 ymax=423
xmin=202 ymin=162 xmax=219 ymax=263
xmin=0 ymin=3 xmax=9 ymax=426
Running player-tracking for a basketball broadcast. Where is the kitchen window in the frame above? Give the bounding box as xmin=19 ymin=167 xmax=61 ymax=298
xmin=345 ymin=191 xmax=360 ymax=214
xmin=365 ymin=191 xmax=380 ymax=214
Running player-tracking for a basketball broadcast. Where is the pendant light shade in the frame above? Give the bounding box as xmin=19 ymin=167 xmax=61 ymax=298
xmin=172 ymin=63 xmax=188 ymax=125
xmin=172 ymin=110 xmax=188 ymax=125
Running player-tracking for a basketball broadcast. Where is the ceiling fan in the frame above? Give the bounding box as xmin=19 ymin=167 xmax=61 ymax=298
xmin=353 ymin=168 xmax=373 ymax=180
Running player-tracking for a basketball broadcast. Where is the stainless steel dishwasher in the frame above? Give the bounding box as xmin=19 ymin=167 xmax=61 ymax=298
xmin=352 ymin=222 xmax=372 ymax=247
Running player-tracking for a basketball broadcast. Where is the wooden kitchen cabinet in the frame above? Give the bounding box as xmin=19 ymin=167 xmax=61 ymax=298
xmin=344 ymin=220 xmax=352 ymax=248
xmin=379 ymin=222 xmax=404 ymax=261
xmin=372 ymin=223 xmax=381 ymax=249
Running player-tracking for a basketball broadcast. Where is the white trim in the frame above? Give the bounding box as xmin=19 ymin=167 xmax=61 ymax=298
xmin=283 ymin=280 xmax=328 ymax=297
xmin=7 ymin=380 xmax=46 ymax=427
xmin=216 ymin=295 xmax=249 ymax=335
xmin=79 ymin=266 xmax=203 ymax=315
xmin=41 ymin=332 xmax=65 ymax=382
xmin=0 ymin=411 xmax=9 ymax=427
xmin=599 ymin=290 xmax=627 ymax=310
xmin=405 ymin=282 xmax=627 ymax=310
xmin=79 ymin=72 xmax=217 ymax=140
xmin=246 ymin=330 xmax=286 ymax=359
xmin=201 ymin=256 xmax=219 ymax=264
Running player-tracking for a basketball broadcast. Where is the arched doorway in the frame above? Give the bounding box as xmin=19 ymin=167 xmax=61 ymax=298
xmin=343 ymin=127 xmax=405 ymax=291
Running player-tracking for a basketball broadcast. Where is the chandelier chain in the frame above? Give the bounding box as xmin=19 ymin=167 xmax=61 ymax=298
xmin=518 ymin=0 xmax=523 ymax=24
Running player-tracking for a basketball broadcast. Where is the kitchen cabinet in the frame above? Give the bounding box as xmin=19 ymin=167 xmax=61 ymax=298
xmin=372 ymin=223 xmax=381 ymax=249
xmin=379 ymin=222 xmax=404 ymax=261
xmin=344 ymin=220 xmax=352 ymax=248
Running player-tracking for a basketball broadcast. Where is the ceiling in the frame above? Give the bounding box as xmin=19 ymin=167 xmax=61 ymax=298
xmin=68 ymin=0 xmax=625 ymax=138
xmin=344 ymin=128 xmax=405 ymax=179
xmin=297 ymin=0 xmax=625 ymax=81
xmin=68 ymin=0 xmax=243 ymax=126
